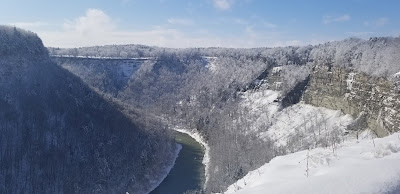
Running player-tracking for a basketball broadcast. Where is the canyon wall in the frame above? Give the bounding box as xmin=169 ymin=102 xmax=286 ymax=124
xmin=302 ymin=66 xmax=400 ymax=137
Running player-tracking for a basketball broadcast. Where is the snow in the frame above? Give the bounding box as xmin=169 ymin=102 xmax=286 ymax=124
xmin=174 ymin=128 xmax=211 ymax=188
xmin=240 ymin=89 xmax=280 ymax=118
xmin=346 ymin=72 xmax=357 ymax=91
xmin=225 ymin=88 xmax=400 ymax=193
xmin=239 ymin=89 xmax=353 ymax=147
xmin=225 ymin=132 xmax=400 ymax=194
xmin=145 ymin=143 xmax=182 ymax=194
xmin=205 ymin=61 xmax=218 ymax=73
xmin=271 ymin=66 xmax=282 ymax=74
xmin=204 ymin=56 xmax=218 ymax=73
xmin=263 ymin=103 xmax=354 ymax=147
xmin=239 ymin=89 xmax=281 ymax=132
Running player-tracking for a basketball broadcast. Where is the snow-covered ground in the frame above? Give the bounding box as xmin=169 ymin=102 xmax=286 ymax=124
xmin=239 ymin=89 xmax=281 ymax=132
xmin=263 ymin=103 xmax=354 ymax=148
xmin=239 ymin=89 xmax=354 ymax=150
xmin=225 ymin=132 xmax=400 ymax=194
xmin=228 ymin=88 xmax=400 ymax=193
xmin=174 ymin=128 xmax=210 ymax=188
xmin=240 ymin=89 xmax=281 ymax=118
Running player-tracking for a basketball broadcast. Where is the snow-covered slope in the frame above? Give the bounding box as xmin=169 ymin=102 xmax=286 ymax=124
xmin=226 ymin=132 xmax=400 ymax=194
xmin=263 ymin=103 xmax=354 ymax=149
xmin=239 ymin=88 xmax=354 ymax=151
xmin=239 ymin=88 xmax=281 ymax=122
xmin=229 ymin=87 xmax=400 ymax=193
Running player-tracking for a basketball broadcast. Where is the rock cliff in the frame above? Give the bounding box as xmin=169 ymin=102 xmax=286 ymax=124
xmin=303 ymin=66 xmax=400 ymax=137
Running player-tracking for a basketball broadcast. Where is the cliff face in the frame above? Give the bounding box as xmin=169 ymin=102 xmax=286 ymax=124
xmin=259 ymin=62 xmax=400 ymax=138
xmin=302 ymin=66 xmax=400 ymax=137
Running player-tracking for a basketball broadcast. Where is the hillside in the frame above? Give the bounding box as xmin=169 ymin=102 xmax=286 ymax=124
xmin=2 ymin=1 xmax=400 ymax=193
xmin=50 ymin=37 xmax=400 ymax=193
xmin=0 ymin=26 xmax=177 ymax=194
xmin=226 ymin=131 xmax=400 ymax=194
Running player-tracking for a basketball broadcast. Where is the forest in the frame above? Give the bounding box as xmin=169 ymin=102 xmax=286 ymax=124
xmin=51 ymin=36 xmax=400 ymax=192
xmin=0 ymin=26 xmax=178 ymax=194
xmin=1 ymin=20 xmax=400 ymax=193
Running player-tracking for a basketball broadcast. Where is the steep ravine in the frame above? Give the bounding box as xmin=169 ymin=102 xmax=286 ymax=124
xmin=49 ymin=38 xmax=400 ymax=193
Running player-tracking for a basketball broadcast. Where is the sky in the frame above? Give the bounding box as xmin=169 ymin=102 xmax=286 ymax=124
xmin=1 ymin=0 xmax=399 ymax=48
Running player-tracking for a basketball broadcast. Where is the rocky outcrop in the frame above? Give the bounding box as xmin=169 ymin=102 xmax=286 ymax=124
xmin=256 ymin=62 xmax=400 ymax=137
xmin=303 ymin=66 xmax=400 ymax=137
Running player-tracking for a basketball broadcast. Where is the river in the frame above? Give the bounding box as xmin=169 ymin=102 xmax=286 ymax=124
xmin=151 ymin=131 xmax=205 ymax=194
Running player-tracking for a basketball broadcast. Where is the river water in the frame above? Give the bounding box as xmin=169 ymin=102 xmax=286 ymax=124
xmin=151 ymin=132 xmax=205 ymax=194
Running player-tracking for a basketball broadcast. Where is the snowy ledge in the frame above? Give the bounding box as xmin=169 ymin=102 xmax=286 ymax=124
xmin=174 ymin=128 xmax=210 ymax=188
xmin=225 ymin=132 xmax=400 ymax=194
xmin=145 ymin=143 xmax=182 ymax=194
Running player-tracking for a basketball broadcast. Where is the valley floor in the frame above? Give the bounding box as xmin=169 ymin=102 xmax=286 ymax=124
xmin=225 ymin=131 xmax=400 ymax=194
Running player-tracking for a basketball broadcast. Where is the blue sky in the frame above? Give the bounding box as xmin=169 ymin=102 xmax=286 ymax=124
xmin=1 ymin=0 xmax=399 ymax=48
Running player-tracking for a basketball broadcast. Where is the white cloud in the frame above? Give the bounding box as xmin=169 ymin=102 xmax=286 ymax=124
xmin=167 ymin=18 xmax=194 ymax=26
xmin=16 ymin=8 xmax=310 ymax=48
xmin=364 ymin=17 xmax=389 ymax=27
xmin=34 ymin=9 xmax=203 ymax=48
xmin=213 ymin=0 xmax=234 ymax=10
xmin=63 ymin=9 xmax=115 ymax=36
xmin=323 ymin=14 xmax=350 ymax=24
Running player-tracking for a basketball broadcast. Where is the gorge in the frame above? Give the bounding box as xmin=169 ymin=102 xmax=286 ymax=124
xmin=1 ymin=25 xmax=400 ymax=193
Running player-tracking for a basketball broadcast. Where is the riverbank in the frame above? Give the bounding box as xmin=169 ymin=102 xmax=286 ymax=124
xmin=174 ymin=128 xmax=210 ymax=188
xmin=151 ymin=131 xmax=206 ymax=193
xmin=145 ymin=143 xmax=182 ymax=194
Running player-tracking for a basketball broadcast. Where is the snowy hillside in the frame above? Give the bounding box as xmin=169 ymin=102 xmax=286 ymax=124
xmin=239 ymin=87 xmax=354 ymax=152
xmin=228 ymin=86 xmax=400 ymax=193
xmin=225 ymin=132 xmax=400 ymax=194
xmin=263 ymin=103 xmax=354 ymax=150
xmin=50 ymin=37 xmax=400 ymax=193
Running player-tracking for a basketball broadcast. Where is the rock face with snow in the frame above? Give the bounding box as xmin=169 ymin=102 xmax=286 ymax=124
xmin=257 ymin=62 xmax=400 ymax=137
xmin=303 ymin=66 xmax=400 ymax=137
